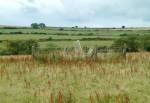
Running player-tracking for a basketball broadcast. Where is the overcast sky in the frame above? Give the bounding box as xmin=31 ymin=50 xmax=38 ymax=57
xmin=0 ymin=0 xmax=150 ymax=27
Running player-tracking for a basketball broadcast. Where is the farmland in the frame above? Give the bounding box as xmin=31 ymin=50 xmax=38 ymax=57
xmin=1 ymin=27 xmax=150 ymax=103
xmin=0 ymin=27 xmax=150 ymax=49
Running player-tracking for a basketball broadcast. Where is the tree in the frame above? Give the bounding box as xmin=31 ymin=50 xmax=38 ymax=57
xmin=75 ymin=26 xmax=78 ymax=28
xmin=122 ymin=26 xmax=126 ymax=29
xmin=39 ymin=23 xmax=46 ymax=29
xmin=84 ymin=26 xmax=87 ymax=29
xmin=31 ymin=23 xmax=39 ymax=29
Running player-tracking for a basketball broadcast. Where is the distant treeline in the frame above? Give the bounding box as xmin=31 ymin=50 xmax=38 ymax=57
xmin=0 ymin=27 xmax=29 ymax=29
xmin=0 ymin=31 xmax=107 ymax=36
xmin=1 ymin=31 xmax=150 ymax=37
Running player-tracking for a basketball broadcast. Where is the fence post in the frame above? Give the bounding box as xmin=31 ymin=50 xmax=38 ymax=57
xmin=32 ymin=46 xmax=35 ymax=57
xmin=32 ymin=46 xmax=38 ymax=58
xmin=122 ymin=43 xmax=127 ymax=59
xmin=63 ymin=46 xmax=68 ymax=56
xmin=93 ymin=46 xmax=98 ymax=58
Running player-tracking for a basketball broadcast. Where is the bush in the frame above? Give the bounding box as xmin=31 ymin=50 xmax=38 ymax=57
xmin=120 ymin=33 xmax=127 ymax=36
xmin=59 ymin=28 xmax=64 ymax=31
xmin=140 ymin=36 xmax=150 ymax=51
xmin=2 ymin=27 xmax=17 ymax=29
xmin=113 ymin=35 xmax=150 ymax=52
xmin=112 ymin=36 xmax=139 ymax=52
xmin=120 ymin=34 xmax=140 ymax=37
xmin=143 ymin=41 xmax=150 ymax=51
xmin=5 ymin=40 xmax=39 ymax=55
xmin=30 ymin=32 xmax=47 ymax=34
xmin=10 ymin=32 xmax=23 ymax=34
xmin=47 ymin=37 xmax=53 ymax=41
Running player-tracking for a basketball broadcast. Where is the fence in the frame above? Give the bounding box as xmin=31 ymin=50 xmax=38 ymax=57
xmin=32 ymin=40 xmax=127 ymax=59
xmin=31 ymin=45 xmax=127 ymax=59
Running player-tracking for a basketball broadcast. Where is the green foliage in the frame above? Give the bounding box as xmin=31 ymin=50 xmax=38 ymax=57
xmin=113 ymin=35 xmax=150 ymax=52
xmin=31 ymin=23 xmax=46 ymax=29
xmin=139 ymin=36 xmax=150 ymax=51
xmin=143 ymin=41 xmax=150 ymax=51
xmin=59 ymin=27 xmax=64 ymax=31
xmin=121 ymin=25 xmax=126 ymax=29
xmin=31 ymin=23 xmax=39 ymax=29
xmin=4 ymin=40 xmax=39 ymax=55
xmin=47 ymin=37 xmax=53 ymax=41
xmin=39 ymin=23 xmax=46 ymax=29
xmin=113 ymin=36 xmax=139 ymax=52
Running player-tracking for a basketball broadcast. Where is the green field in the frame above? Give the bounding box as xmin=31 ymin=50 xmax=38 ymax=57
xmin=1 ymin=27 xmax=150 ymax=103
xmin=0 ymin=27 xmax=150 ymax=49
xmin=39 ymin=41 xmax=113 ymax=48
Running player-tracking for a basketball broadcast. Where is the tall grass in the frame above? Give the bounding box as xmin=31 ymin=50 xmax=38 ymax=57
xmin=0 ymin=52 xmax=150 ymax=103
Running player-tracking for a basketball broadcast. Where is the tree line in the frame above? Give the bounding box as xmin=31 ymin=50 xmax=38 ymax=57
xmin=31 ymin=23 xmax=46 ymax=29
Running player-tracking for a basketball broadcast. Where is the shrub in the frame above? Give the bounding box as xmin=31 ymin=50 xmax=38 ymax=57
xmin=143 ymin=41 xmax=150 ymax=51
xmin=112 ymin=36 xmax=139 ymax=52
xmin=2 ymin=27 xmax=17 ymax=29
xmin=87 ymin=33 xmax=94 ymax=36
xmin=47 ymin=37 xmax=53 ymax=41
xmin=120 ymin=33 xmax=127 ymax=36
xmin=77 ymin=33 xmax=84 ymax=36
xmin=5 ymin=40 xmax=39 ymax=55
xmin=10 ymin=32 xmax=23 ymax=34
xmin=120 ymin=34 xmax=140 ymax=37
xmin=30 ymin=32 xmax=47 ymax=34
xmin=59 ymin=28 xmax=64 ymax=31
xmin=140 ymin=36 xmax=150 ymax=51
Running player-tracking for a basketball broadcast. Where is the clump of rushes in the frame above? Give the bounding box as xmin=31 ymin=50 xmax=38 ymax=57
xmin=48 ymin=91 xmax=75 ymax=103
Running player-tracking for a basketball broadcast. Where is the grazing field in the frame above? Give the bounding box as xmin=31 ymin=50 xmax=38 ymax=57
xmin=39 ymin=40 xmax=113 ymax=48
xmin=0 ymin=27 xmax=150 ymax=49
xmin=0 ymin=53 xmax=150 ymax=103
xmin=1 ymin=27 xmax=150 ymax=103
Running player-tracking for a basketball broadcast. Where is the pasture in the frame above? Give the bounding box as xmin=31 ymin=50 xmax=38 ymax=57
xmin=0 ymin=27 xmax=150 ymax=49
xmin=0 ymin=27 xmax=150 ymax=103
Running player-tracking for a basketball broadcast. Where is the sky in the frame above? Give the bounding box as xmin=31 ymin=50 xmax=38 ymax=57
xmin=0 ymin=0 xmax=150 ymax=27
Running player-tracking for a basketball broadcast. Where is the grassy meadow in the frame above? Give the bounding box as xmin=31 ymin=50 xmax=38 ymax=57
xmin=0 ymin=53 xmax=150 ymax=103
xmin=0 ymin=27 xmax=150 ymax=103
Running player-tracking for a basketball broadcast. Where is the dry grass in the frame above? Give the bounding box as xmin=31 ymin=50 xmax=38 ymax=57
xmin=0 ymin=52 xmax=150 ymax=103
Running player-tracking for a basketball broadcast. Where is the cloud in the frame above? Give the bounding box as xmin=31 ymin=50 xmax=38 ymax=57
xmin=0 ymin=0 xmax=150 ymax=27
xmin=19 ymin=0 xmax=64 ymax=14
